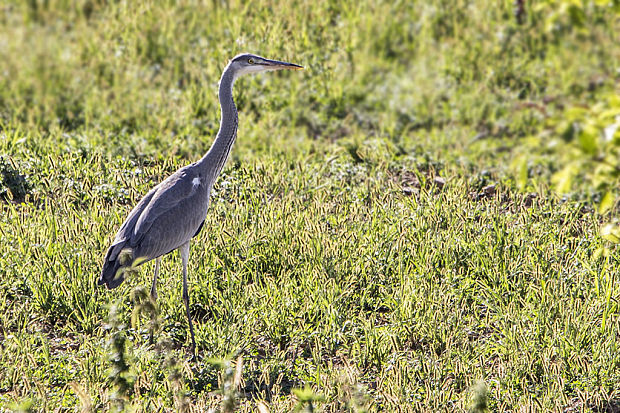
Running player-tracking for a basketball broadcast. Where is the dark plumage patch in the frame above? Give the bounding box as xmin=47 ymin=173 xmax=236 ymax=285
xmin=193 ymin=220 xmax=205 ymax=238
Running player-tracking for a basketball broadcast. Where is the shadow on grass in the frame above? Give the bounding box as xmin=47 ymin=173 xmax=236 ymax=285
xmin=590 ymin=399 xmax=620 ymax=413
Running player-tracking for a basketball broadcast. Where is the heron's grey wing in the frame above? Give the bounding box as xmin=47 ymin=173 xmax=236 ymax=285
xmin=105 ymin=185 xmax=159 ymax=262
xmin=129 ymin=166 xmax=209 ymax=261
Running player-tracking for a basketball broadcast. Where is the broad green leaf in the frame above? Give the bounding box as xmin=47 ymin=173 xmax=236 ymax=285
xmin=598 ymin=191 xmax=615 ymax=214
xmin=601 ymin=223 xmax=620 ymax=244
xmin=552 ymin=165 xmax=576 ymax=193
xmin=609 ymin=94 xmax=620 ymax=108
xmin=577 ymin=125 xmax=599 ymax=155
xmin=593 ymin=246 xmax=609 ymax=260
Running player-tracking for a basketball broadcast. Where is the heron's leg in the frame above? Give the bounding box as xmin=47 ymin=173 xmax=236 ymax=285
xmin=148 ymin=257 xmax=161 ymax=345
xmin=180 ymin=241 xmax=196 ymax=355
xmin=151 ymin=257 xmax=161 ymax=302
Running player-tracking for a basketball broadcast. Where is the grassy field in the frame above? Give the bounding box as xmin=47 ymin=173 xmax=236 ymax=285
xmin=1 ymin=0 xmax=619 ymax=411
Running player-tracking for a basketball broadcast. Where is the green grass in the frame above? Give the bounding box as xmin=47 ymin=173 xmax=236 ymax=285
xmin=1 ymin=0 xmax=619 ymax=411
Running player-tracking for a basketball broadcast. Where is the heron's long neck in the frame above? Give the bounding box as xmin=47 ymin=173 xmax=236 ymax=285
xmin=199 ymin=67 xmax=238 ymax=182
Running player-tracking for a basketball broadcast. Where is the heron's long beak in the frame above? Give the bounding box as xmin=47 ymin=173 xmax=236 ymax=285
xmin=263 ymin=58 xmax=304 ymax=70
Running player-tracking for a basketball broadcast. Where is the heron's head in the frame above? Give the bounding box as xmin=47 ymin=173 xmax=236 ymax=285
xmin=228 ymin=53 xmax=303 ymax=79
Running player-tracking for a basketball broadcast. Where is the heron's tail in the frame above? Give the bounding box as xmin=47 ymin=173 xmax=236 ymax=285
xmin=99 ymin=244 xmax=133 ymax=289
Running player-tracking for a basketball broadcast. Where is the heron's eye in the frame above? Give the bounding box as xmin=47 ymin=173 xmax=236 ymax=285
xmin=248 ymin=58 xmax=255 ymax=64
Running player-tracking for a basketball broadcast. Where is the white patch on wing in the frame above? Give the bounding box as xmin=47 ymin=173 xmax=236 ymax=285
xmin=192 ymin=177 xmax=201 ymax=187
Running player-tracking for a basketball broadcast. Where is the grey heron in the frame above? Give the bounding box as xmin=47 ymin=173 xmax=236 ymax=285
xmin=99 ymin=54 xmax=303 ymax=353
